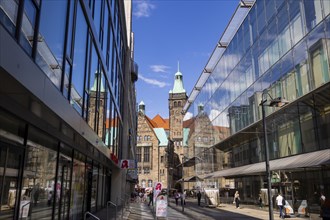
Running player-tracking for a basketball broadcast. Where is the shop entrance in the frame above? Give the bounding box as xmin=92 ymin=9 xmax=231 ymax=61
xmin=56 ymin=154 xmax=72 ymax=220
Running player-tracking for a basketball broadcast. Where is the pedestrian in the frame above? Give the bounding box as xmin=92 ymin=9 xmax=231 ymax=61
xmin=174 ymin=191 xmax=180 ymax=205
xmin=258 ymin=193 xmax=263 ymax=208
xmin=148 ymin=190 xmax=154 ymax=206
xmin=234 ymin=191 xmax=240 ymax=209
xmin=181 ymin=190 xmax=186 ymax=205
xmin=320 ymin=192 xmax=326 ymax=217
xmin=197 ymin=191 xmax=202 ymax=206
xmin=276 ymin=193 xmax=285 ymax=219
xmin=47 ymin=191 xmax=52 ymax=206
xmin=321 ymin=197 xmax=330 ymax=220
xmin=138 ymin=191 xmax=143 ymax=203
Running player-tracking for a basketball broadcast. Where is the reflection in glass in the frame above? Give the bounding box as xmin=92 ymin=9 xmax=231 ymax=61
xmin=70 ymin=152 xmax=85 ymax=220
xmin=304 ymin=0 xmax=323 ymax=32
xmin=20 ymin=0 xmax=37 ymax=55
xmin=54 ymin=144 xmax=72 ymax=220
xmin=71 ymin=3 xmax=88 ymax=114
xmin=91 ymin=164 xmax=98 ymax=211
xmin=23 ymin=127 xmax=58 ymax=219
xmin=36 ymin=0 xmax=68 ymax=90
xmin=0 ymin=143 xmax=23 ymax=219
xmin=93 ymin=0 xmax=102 ymax=42
xmin=0 ymin=0 xmax=18 ymax=36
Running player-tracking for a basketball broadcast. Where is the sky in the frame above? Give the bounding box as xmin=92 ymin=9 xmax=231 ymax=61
xmin=132 ymin=0 xmax=239 ymax=119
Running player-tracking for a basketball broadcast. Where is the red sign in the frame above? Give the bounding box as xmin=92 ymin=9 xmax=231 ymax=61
xmin=110 ymin=153 xmax=118 ymax=164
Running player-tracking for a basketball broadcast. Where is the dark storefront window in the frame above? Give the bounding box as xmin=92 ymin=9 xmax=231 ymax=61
xmin=91 ymin=163 xmax=98 ymax=211
xmin=54 ymin=143 xmax=73 ymax=220
xmin=23 ymin=126 xmax=58 ymax=219
xmin=70 ymin=151 xmax=86 ymax=219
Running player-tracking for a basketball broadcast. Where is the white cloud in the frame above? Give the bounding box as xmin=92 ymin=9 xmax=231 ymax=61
xmin=139 ymin=74 xmax=170 ymax=88
xmin=150 ymin=65 xmax=170 ymax=73
xmin=133 ymin=0 xmax=155 ymax=18
xmin=210 ymin=109 xmax=229 ymax=127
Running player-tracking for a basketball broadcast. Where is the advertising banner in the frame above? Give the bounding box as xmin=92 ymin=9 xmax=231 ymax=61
xmin=153 ymin=182 xmax=162 ymax=204
xmin=156 ymin=195 xmax=168 ymax=217
xmin=120 ymin=159 xmax=136 ymax=169
xmin=19 ymin=200 xmax=30 ymax=218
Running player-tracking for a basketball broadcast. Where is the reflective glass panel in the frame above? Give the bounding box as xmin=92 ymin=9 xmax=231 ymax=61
xmin=36 ymin=0 xmax=68 ymax=89
xmin=20 ymin=0 xmax=37 ymax=55
xmin=23 ymin=126 xmax=58 ymax=219
xmin=71 ymin=3 xmax=88 ymax=115
xmin=0 ymin=0 xmax=18 ymax=36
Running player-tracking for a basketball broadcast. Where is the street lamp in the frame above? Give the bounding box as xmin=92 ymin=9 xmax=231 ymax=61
xmin=166 ymin=138 xmax=174 ymax=205
xmin=260 ymin=95 xmax=289 ymax=220
xmin=181 ymin=155 xmax=188 ymax=213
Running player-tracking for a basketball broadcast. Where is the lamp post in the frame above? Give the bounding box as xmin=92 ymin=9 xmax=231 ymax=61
xmin=260 ymin=99 xmax=274 ymax=220
xmin=166 ymin=139 xmax=173 ymax=205
xmin=181 ymin=155 xmax=187 ymax=213
xmin=260 ymin=95 xmax=289 ymax=220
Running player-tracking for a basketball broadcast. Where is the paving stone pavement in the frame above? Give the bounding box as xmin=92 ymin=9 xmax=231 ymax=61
xmin=93 ymin=197 xmax=322 ymax=220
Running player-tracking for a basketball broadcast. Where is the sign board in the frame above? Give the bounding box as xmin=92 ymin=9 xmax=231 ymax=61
xmin=204 ymin=188 xmax=220 ymax=207
xmin=153 ymin=182 xmax=162 ymax=204
xmin=156 ymin=195 xmax=168 ymax=217
xmin=120 ymin=159 xmax=136 ymax=169
xmin=297 ymin=200 xmax=307 ymax=215
xmin=19 ymin=200 xmax=30 ymax=218
xmin=284 ymin=201 xmax=294 ymax=215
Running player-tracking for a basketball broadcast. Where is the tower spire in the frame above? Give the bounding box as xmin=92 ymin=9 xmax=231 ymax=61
xmin=169 ymin=62 xmax=186 ymax=94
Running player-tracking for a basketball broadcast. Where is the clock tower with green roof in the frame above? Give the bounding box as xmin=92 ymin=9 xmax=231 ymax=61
xmin=169 ymin=63 xmax=188 ymax=158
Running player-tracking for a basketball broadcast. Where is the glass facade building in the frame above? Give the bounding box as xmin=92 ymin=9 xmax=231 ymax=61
xmin=0 ymin=0 xmax=137 ymax=219
xmin=183 ymin=0 xmax=330 ymax=215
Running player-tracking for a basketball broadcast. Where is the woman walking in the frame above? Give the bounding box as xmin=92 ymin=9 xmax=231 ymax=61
xmin=234 ymin=191 xmax=240 ymax=209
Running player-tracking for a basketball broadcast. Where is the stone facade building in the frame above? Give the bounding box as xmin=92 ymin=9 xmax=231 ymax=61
xmin=137 ymin=67 xmax=187 ymax=191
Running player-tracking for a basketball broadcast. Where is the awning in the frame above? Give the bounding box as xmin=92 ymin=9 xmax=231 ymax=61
xmin=177 ymin=156 xmax=203 ymax=167
xmin=177 ymin=175 xmax=204 ymax=182
xmin=208 ymin=149 xmax=330 ymax=179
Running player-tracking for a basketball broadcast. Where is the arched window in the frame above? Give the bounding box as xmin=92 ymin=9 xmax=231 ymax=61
xmin=142 ymin=180 xmax=146 ymax=188
xmin=174 ymin=101 xmax=177 ymax=107
xmin=148 ymin=180 xmax=152 ymax=187
xmin=178 ymin=101 xmax=181 ymax=106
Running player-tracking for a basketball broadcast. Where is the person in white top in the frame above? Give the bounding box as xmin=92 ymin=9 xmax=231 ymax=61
xmin=320 ymin=193 xmax=326 ymax=217
xmin=276 ymin=193 xmax=285 ymax=219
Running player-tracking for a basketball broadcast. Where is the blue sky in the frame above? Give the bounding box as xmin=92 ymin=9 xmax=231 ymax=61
xmin=132 ymin=0 xmax=238 ymax=118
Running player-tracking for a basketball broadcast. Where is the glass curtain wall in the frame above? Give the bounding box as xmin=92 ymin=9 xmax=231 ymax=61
xmin=185 ymin=0 xmax=330 ymax=214
xmin=187 ymin=0 xmax=330 ymax=158
xmin=0 ymin=0 xmax=125 ymax=158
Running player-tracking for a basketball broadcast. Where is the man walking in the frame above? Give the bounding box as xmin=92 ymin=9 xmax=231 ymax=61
xmin=276 ymin=193 xmax=285 ymax=219
xmin=148 ymin=190 xmax=154 ymax=206
xmin=197 ymin=191 xmax=202 ymax=206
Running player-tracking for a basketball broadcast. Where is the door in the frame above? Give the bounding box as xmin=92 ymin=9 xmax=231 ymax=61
xmin=56 ymin=154 xmax=72 ymax=220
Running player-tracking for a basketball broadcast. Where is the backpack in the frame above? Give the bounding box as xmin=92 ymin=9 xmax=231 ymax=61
xmin=282 ymin=198 xmax=286 ymax=206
